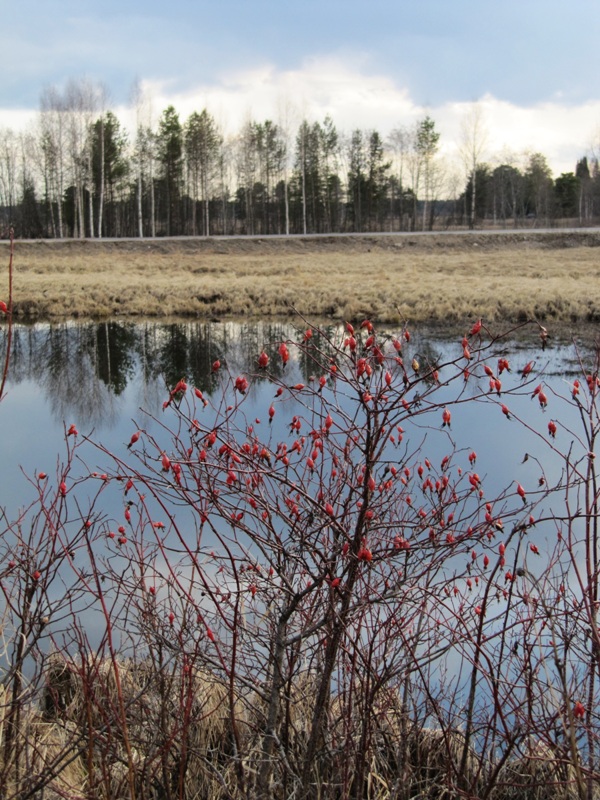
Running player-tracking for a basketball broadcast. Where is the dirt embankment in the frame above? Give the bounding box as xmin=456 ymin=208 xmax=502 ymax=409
xmin=7 ymin=229 xmax=600 ymax=256
xmin=1 ymin=231 xmax=599 ymax=324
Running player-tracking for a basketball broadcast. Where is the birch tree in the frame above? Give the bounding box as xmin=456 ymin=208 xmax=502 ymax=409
xmin=387 ymin=125 xmax=411 ymax=230
xmin=63 ymin=79 xmax=102 ymax=238
xmin=0 ymin=128 xmax=19 ymax=231
xmin=277 ymin=99 xmax=298 ymax=235
xmin=18 ymin=130 xmax=44 ymax=238
xmin=93 ymin=85 xmax=109 ymax=237
xmin=131 ymin=81 xmax=156 ymax=238
xmin=460 ymin=103 xmax=488 ymax=229
xmin=39 ymin=86 xmax=68 ymax=237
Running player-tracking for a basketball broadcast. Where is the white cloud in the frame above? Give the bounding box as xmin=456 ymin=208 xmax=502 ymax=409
xmin=127 ymin=60 xmax=600 ymax=177
xmin=438 ymin=94 xmax=600 ymax=175
xmin=2 ymin=58 xmax=599 ymax=178
xmin=0 ymin=108 xmax=38 ymax=133
xmin=124 ymin=58 xmax=423 ymax=137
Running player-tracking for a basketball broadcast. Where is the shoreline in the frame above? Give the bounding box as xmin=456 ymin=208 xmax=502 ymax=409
xmin=1 ymin=231 xmax=599 ymax=324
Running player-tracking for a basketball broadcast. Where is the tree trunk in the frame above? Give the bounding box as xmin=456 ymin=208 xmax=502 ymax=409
xmin=97 ymin=117 xmax=105 ymax=238
xmin=284 ymin=174 xmax=289 ymax=236
xmin=203 ymin=173 xmax=210 ymax=236
xmin=137 ymin=168 xmax=144 ymax=238
xmin=256 ymin=616 xmax=288 ymax=799
xmin=470 ymin=167 xmax=476 ymax=230
xmin=150 ymin=159 xmax=156 ymax=238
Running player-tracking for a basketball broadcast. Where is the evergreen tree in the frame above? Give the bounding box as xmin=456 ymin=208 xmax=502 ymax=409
xmin=91 ymin=112 xmax=128 ymax=237
xmin=575 ymin=157 xmax=592 ymax=221
xmin=524 ymin=153 xmax=554 ymax=223
xmin=320 ymin=115 xmax=341 ymax=232
xmin=365 ymin=131 xmax=391 ymax=230
xmin=461 ymin=165 xmax=491 ymax=224
xmin=185 ymin=110 xmax=221 ymax=236
xmin=554 ymin=172 xmax=579 ymax=217
xmin=156 ymin=106 xmax=183 ymax=235
xmin=291 ymin=120 xmax=321 ymax=233
xmin=414 ymin=116 xmax=440 ymax=231
xmin=490 ymin=164 xmax=524 ymax=226
xmin=235 ymin=120 xmax=259 ymax=235
xmin=254 ymin=120 xmax=285 ymax=234
xmin=347 ymin=129 xmax=366 ymax=231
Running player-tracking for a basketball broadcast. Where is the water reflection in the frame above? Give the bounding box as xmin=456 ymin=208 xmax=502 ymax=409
xmin=0 ymin=319 xmax=594 ymax=429
xmin=0 ymin=318 xmax=597 ymax=727
xmin=2 ymin=320 xmax=317 ymax=427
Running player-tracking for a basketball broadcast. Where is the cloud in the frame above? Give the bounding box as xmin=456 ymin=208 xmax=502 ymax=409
xmin=127 ymin=60 xmax=600 ymax=176
xmin=2 ymin=58 xmax=599 ymax=179
xmin=0 ymin=108 xmax=38 ymax=132
xmin=127 ymin=57 xmax=421 ymax=137
xmin=438 ymin=94 xmax=600 ymax=174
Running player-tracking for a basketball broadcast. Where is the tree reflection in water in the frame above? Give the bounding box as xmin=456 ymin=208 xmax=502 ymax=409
xmin=0 ymin=319 xmax=592 ymax=431
xmin=0 ymin=320 xmax=310 ymax=428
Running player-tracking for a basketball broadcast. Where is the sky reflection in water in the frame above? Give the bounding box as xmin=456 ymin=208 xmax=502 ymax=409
xmin=0 ymin=319 xmax=598 ymax=709
xmin=0 ymin=319 xmax=593 ymax=513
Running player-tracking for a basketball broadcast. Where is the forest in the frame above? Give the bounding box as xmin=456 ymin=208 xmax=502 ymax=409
xmin=1 ymin=79 xmax=599 ymax=239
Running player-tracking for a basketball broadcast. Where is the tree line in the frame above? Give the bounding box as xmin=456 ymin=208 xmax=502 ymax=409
xmin=1 ymin=78 xmax=599 ymax=239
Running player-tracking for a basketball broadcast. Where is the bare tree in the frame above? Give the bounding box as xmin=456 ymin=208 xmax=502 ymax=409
xmin=94 ymin=84 xmax=109 ymax=238
xmin=39 ymin=86 xmax=68 ymax=237
xmin=387 ymin=125 xmax=411 ymax=230
xmin=0 ymin=128 xmax=19 ymax=231
xmin=460 ymin=102 xmax=488 ymax=229
xmin=277 ymin=98 xmax=299 ymax=236
xmin=131 ymin=79 xmax=156 ymax=238
xmin=64 ymin=78 xmax=104 ymax=238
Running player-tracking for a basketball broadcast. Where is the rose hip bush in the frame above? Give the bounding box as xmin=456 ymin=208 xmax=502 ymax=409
xmin=1 ymin=311 xmax=600 ymax=800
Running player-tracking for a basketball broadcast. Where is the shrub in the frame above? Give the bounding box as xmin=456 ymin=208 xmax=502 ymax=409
xmin=1 ymin=311 xmax=600 ymax=799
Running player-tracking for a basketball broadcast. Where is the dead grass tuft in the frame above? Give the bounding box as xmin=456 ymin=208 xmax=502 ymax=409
xmin=41 ymin=653 xmax=237 ymax=799
xmin=493 ymin=739 xmax=585 ymax=800
xmin=0 ymin=683 xmax=87 ymax=799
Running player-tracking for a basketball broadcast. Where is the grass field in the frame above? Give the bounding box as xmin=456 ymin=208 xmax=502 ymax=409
xmin=1 ymin=231 xmax=599 ymax=324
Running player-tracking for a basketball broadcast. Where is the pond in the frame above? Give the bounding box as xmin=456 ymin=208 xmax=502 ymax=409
xmin=0 ymin=317 xmax=594 ymax=626
xmin=2 ymin=317 xmax=600 ymax=797
xmin=0 ymin=318 xmax=591 ymax=504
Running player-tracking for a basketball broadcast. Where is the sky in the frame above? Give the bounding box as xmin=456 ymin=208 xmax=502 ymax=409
xmin=3 ymin=0 xmax=600 ymax=177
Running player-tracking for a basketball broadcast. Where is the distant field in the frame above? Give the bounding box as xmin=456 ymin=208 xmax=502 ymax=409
xmin=1 ymin=231 xmax=600 ymax=325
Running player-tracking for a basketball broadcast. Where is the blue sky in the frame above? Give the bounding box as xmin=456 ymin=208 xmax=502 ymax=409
xmin=3 ymin=0 xmax=600 ymax=175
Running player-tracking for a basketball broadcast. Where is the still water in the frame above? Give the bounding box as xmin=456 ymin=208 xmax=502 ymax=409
xmin=0 ymin=318 xmax=598 ymax=724
xmin=0 ymin=318 xmax=594 ymax=532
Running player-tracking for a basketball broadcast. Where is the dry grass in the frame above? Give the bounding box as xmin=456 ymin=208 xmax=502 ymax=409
xmin=3 ymin=658 xmax=597 ymax=799
xmin=1 ymin=232 xmax=600 ymax=323
xmin=40 ymin=653 xmax=238 ymax=799
xmin=0 ymin=679 xmax=87 ymax=800
xmin=493 ymin=739 xmax=584 ymax=800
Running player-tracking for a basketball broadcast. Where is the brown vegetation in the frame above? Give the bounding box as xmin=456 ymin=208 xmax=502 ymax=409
xmin=1 ymin=231 xmax=599 ymax=323
xmin=1 ymin=659 xmax=593 ymax=799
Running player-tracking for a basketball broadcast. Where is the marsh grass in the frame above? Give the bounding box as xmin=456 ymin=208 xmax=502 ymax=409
xmin=2 ymin=233 xmax=599 ymax=323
